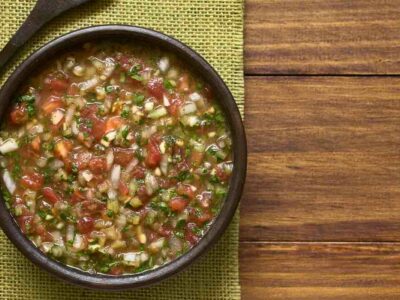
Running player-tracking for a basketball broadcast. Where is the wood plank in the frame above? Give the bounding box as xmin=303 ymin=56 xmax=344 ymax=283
xmin=241 ymin=76 xmax=400 ymax=242
xmin=245 ymin=0 xmax=400 ymax=74
xmin=240 ymin=242 xmax=400 ymax=300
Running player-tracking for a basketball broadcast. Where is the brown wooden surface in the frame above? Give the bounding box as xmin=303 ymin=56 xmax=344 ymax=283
xmin=241 ymin=1 xmax=400 ymax=299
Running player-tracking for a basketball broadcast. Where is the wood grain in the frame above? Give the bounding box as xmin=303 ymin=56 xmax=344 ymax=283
xmin=240 ymin=242 xmax=400 ymax=300
xmin=241 ymin=76 xmax=400 ymax=242
xmin=245 ymin=0 xmax=400 ymax=74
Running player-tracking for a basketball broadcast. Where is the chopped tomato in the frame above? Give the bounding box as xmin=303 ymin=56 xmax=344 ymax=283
xmin=49 ymin=78 xmax=69 ymax=92
xmin=118 ymin=180 xmax=129 ymax=196
xmin=190 ymin=150 xmax=204 ymax=166
xmin=137 ymin=185 xmax=150 ymax=202
xmin=113 ymin=148 xmax=135 ymax=167
xmin=88 ymin=157 xmax=107 ymax=174
xmin=177 ymin=73 xmax=191 ymax=93
xmin=73 ymin=151 xmax=92 ymax=170
xmin=168 ymin=197 xmax=188 ymax=212
xmin=77 ymin=216 xmax=94 ymax=234
xmin=70 ymin=190 xmax=85 ymax=205
xmin=41 ymin=96 xmax=64 ymax=115
xmin=42 ymin=187 xmax=60 ymax=204
xmin=80 ymin=200 xmax=106 ymax=217
xmin=20 ymin=172 xmax=44 ymax=191
xmin=17 ymin=215 xmax=33 ymax=234
xmin=131 ymin=166 xmax=146 ymax=179
xmin=109 ymin=266 xmax=124 ymax=275
xmin=105 ymin=116 xmax=124 ymax=134
xmin=147 ymin=77 xmax=165 ymax=100
xmin=145 ymin=136 xmax=161 ymax=168
xmin=10 ymin=104 xmax=28 ymax=125
xmin=215 ymin=165 xmax=230 ymax=182
xmin=168 ymin=96 xmax=182 ymax=117
xmin=54 ymin=139 xmax=72 ymax=160
xmin=31 ymin=136 xmax=41 ymax=152
xmin=158 ymin=225 xmax=172 ymax=238
xmin=185 ymin=224 xmax=200 ymax=245
xmin=67 ymin=83 xmax=80 ymax=96
xmin=176 ymin=183 xmax=195 ymax=200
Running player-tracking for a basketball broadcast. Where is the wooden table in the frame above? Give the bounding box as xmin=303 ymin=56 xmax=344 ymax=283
xmin=240 ymin=1 xmax=400 ymax=299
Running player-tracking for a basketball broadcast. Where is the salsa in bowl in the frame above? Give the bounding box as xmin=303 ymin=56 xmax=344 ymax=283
xmin=0 ymin=25 xmax=246 ymax=289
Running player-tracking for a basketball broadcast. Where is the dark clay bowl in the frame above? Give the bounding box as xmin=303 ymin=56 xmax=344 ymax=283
xmin=0 ymin=25 xmax=246 ymax=290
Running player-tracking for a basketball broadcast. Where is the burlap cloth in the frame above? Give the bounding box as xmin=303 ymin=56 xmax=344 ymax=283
xmin=0 ymin=0 xmax=244 ymax=299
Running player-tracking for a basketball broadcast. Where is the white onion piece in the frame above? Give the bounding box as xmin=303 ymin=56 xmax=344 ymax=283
xmin=158 ymin=57 xmax=169 ymax=73
xmin=160 ymin=155 xmax=168 ymax=175
xmin=36 ymin=157 xmax=48 ymax=168
xmin=125 ymin=157 xmax=139 ymax=173
xmin=189 ymin=92 xmax=202 ymax=102
xmin=51 ymin=109 xmax=64 ymax=125
xmin=163 ymin=94 xmax=170 ymax=106
xmin=0 ymin=139 xmax=18 ymax=154
xmin=108 ymin=189 xmax=117 ymax=200
xmin=79 ymin=76 xmax=99 ymax=92
xmin=81 ymin=170 xmax=93 ymax=182
xmin=169 ymin=236 xmax=183 ymax=253
xmin=179 ymin=102 xmax=197 ymax=115
xmin=41 ymin=242 xmax=54 ymax=253
xmin=29 ymin=124 xmax=44 ymax=135
xmin=66 ymin=225 xmax=75 ymax=242
xmin=101 ymin=57 xmax=116 ymax=80
xmin=106 ymin=149 xmax=114 ymax=170
xmin=64 ymin=105 xmax=76 ymax=127
xmin=73 ymin=234 xmax=84 ymax=250
xmin=3 ymin=170 xmax=16 ymax=194
xmin=145 ymin=173 xmax=158 ymax=195
xmin=49 ymin=159 xmax=64 ymax=170
xmin=71 ymin=120 xmax=79 ymax=135
xmin=110 ymin=164 xmax=121 ymax=189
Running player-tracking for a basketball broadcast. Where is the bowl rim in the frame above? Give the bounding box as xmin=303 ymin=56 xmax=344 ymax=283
xmin=0 ymin=24 xmax=247 ymax=290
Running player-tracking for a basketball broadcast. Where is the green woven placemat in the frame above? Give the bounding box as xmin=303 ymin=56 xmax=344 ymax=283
xmin=0 ymin=1 xmax=244 ymax=299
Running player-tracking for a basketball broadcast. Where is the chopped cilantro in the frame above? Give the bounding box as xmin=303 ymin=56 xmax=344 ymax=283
xmin=127 ymin=65 xmax=143 ymax=81
xmin=120 ymin=107 xmax=130 ymax=119
xmin=163 ymin=79 xmax=174 ymax=91
xmin=132 ymin=93 xmax=145 ymax=106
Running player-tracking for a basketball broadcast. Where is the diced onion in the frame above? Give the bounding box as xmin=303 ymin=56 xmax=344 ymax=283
xmin=73 ymin=234 xmax=84 ymax=250
xmin=145 ymin=173 xmax=158 ymax=195
xmin=81 ymin=170 xmax=94 ymax=182
xmin=110 ymin=164 xmax=121 ymax=189
xmin=189 ymin=92 xmax=202 ymax=102
xmin=106 ymin=149 xmax=114 ymax=170
xmin=179 ymin=102 xmax=197 ymax=115
xmin=163 ymin=94 xmax=170 ymax=106
xmin=158 ymin=57 xmax=169 ymax=73
xmin=71 ymin=120 xmax=79 ymax=135
xmin=3 ymin=170 xmax=16 ymax=194
xmin=79 ymin=76 xmax=99 ymax=92
xmin=64 ymin=105 xmax=76 ymax=127
xmin=0 ymin=139 xmax=18 ymax=154
xmin=125 ymin=157 xmax=139 ymax=173
xmin=49 ymin=159 xmax=64 ymax=170
xmin=36 ymin=157 xmax=48 ymax=168
xmin=51 ymin=109 xmax=64 ymax=125
xmin=148 ymin=106 xmax=167 ymax=119
xmin=66 ymin=225 xmax=75 ymax=242
xmin=160 ymin=155 xmax=168 ymax=175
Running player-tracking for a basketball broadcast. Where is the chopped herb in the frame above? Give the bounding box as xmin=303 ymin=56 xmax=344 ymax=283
xmin=163 ymin=79 xmax=174 ymax=91
xmin=127 ymin=65 xmax=143 ymax=81
xmin=105 ymin=85 xmax=114 ymax=93
xmin=120 ymin=107 xmax=130 ymax=119
xmin=132 ymin=93 xmax=145 ymax=106
xmin=18 ymin=94 xmax=36 ymax=118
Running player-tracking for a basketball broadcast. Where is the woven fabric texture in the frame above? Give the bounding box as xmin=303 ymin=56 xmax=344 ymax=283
xmin=0 ymin=0 xmax=244 ymax=299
